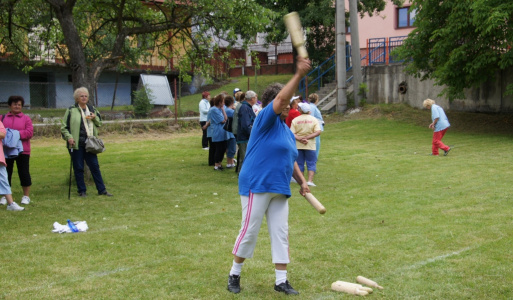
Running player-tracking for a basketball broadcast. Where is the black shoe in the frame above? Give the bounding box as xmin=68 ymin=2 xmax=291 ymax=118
xmin=444 ymin=147 xmax=451 ymax=156
xmin=99 ymin=191 xmax=113 ymax=197
xmin=274 ymin=280 xmax=299 ymax=295
xmin=78 ymin=192 xmax=87 ymax=197
xmin=214 ymin=166 xmax=224 ymax=171
xmin=227 ymin=275 xmax=241 ymax=294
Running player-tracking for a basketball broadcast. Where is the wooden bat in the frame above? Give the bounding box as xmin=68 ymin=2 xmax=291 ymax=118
xmin=283 ymin=12 xmax=309 ymax=59
xmin=357 ymin=276 xmax=384 ymax=290
xmin=304 ymin=192 xmax=326 ymax=214
xmin=331 ymin=281 xmax=371 ymax=296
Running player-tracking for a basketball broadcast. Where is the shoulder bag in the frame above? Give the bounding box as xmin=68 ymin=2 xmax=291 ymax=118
xmin=80 ymin=107 xmax=105 ymax=154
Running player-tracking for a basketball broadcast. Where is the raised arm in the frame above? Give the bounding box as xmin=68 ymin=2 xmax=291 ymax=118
xmin=273 ymin=57 xmax=311 ymax=115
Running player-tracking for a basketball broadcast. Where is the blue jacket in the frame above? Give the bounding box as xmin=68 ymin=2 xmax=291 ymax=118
xmin=236 ymin=101 xmax=256 ymax=143
xmin=3 ymin=128 xmax=23 ymax=159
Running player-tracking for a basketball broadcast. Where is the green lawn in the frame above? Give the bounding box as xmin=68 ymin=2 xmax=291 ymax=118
xmin=1 ymin=110 xmax=512 ymax=299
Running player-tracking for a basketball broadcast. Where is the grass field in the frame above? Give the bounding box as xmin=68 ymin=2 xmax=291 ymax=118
xmin=1 ymin=105 xmax=512 ymax=299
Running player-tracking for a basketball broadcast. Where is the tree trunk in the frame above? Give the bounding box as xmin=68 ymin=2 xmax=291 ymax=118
xmin=46 ymin=0 xmax=99 ymax=103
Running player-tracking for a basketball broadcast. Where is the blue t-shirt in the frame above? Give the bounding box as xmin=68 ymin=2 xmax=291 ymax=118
xmin=309 ymin=103 xmax=324 ymax=131
xmin=238 ymin=100 xmax=298 ymax=198
xmin=431 ymin=104 xmax=450 ymax=132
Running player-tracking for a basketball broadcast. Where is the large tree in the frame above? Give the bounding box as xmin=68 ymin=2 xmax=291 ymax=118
xmin=256 ymin=0 xmax=403 ymax=65
xmin=0 ymin=0 xmax=274 ymax=96
xmin=396 ymin=0 xmax=513 ymax=101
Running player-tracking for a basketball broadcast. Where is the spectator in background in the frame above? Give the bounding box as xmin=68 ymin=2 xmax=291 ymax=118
xmin=232 ymin=91 xmax=245 ymax=138
xmin=307 ymin=93 xmax=324 ymax=159
xmin=235 ymin=91 xmax=257 ymax=173
xmin=199 ymin=91 xmax=211 ymax=150
xmin=224 ymin=96 xmax=237 ymax=168
xmin=291 ymin=103 xmax=321 ymax=187
xmin=252 ymin=100 xmax=262 ymax=116
xmin=233 ymin=88 xmax=241 ymax=97
xmin=285 ymin=96 xmax=301 ymax=128
xmin=0 ymin=120 xmax=24 ymax=211
xmin=203 ymin=97 xmax=216 ymax=166
xmin=60 ymin=87 xmax=112 ymax=197
xmin=0 ymin=96 xmax=33 ymax=206
xmin=423 ymin=98 xmax=452 ymax=156
xmin=210 ymin=94 xmax=228 ymax=170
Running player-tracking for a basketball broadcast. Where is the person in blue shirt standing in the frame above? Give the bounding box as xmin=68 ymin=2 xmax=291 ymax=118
xmin=307 ymin=93 xmax=324 ymax=159
xmin=423 ymin=99 xmax=451 ymax=156
xmin=227 ymin=56 xmax=311 ymax=295
xmin=210 ymin=94 xmax=228 ymax=170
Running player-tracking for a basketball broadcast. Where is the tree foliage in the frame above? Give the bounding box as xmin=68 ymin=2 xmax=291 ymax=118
xmin=396 ymin=0 xmax=513 ymax=100
xmin=0 ymin=0 xmax=274 ymax=96
xmin=256 ymin=0 xmax=403 ymax=65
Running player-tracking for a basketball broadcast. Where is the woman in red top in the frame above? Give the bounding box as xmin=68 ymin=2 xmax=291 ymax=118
xmin=285 ymin=96 xmax=301 ymax=127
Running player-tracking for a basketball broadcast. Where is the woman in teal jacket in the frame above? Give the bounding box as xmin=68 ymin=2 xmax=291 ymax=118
xmin=61 ymin=87 xmax=112 ymax=197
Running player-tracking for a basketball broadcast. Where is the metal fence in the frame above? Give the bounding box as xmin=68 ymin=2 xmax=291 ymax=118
xmin=366 ymin=36 xmax=407 ymax=66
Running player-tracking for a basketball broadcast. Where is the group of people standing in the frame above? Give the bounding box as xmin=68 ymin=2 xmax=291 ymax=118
xmin=199 ymin=89 xmax=260 ymax=172
xmin=0 ymin=87 xmax=112 ymax=212
xmin=199 ymin=87 xmax=325 ymax=185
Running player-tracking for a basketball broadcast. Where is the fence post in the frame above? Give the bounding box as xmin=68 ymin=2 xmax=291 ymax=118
xmin=367 ymin=39 xmax=370 ymax=66
xmin=386 ymin=38 xmax=389 ymax=65
xmin=174 ymin=78 xmax=178 ymax=124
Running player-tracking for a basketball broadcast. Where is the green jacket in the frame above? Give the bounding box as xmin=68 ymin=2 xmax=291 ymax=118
xmin=61 ymin=104 xmax=102 ymax=150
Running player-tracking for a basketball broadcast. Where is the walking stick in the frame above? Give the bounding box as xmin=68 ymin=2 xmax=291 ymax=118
xmin=68 ymin=148 xmax=73 ymax=200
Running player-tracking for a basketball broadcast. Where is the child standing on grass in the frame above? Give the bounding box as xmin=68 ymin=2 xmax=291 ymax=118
xmin=0 ymin=121 xmax=24 ymax=211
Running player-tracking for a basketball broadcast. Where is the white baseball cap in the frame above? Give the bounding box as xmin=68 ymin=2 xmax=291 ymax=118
xmin=290 ymin=96 xmax=300 ymax=103
xmin=298 ymin=102 xmax=311 ymax=113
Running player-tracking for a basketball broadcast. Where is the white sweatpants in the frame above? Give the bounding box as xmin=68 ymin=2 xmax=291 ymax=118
xmin=232 ymin=192 xmax=290 ymax=264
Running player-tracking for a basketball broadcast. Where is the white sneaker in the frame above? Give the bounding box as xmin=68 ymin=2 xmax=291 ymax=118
xmin=21 ymin=196 xmax=31 ymax=205
xmin=7 ymin=202 xmax=24 ymax=211
xmin=307 ymin=181 xmax=316 ymax=187
xmin=0 ymin=196 xmax=6 ymax=205
xmin=290 ymin=178 xmax=297 ymax=183
xmin=203 ymin=147 xmax=209 ymax=150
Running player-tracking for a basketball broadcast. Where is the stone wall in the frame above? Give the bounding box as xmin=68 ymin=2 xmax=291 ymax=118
xmin=365 ymin=64 xmax=513 ymax=113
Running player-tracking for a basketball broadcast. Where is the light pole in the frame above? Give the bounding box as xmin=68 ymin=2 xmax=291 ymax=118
xmin=336 ymin=0 xmax=347 ymax=113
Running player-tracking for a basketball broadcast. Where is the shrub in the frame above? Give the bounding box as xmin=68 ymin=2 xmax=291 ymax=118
xmin=132 ymin=86 xmax=154 ymax=117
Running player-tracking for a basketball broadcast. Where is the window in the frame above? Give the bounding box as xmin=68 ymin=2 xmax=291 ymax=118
xmin=397 ymin=7 xmax=416 ymax=28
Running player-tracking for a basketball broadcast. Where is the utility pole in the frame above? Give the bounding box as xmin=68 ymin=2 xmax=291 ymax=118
xmin=349 ymin=0 xmax=362 ymax=107
xmin=336 ymin=0 xmax=347 ymax=113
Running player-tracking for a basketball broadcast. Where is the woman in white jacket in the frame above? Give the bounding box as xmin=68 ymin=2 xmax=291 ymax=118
xmin=199 ymin=91 xmax=211 ymax=150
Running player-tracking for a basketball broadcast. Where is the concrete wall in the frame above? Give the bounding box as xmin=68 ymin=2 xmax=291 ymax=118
xmin=365 ymin=64 xmax=513 ymax=113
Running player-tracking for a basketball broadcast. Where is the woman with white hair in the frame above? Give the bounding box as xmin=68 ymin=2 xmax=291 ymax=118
xmin=61 ymin=87 xmax=112 ymax=197
xmin=423 ymin=98 xmax=451 ymax=156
